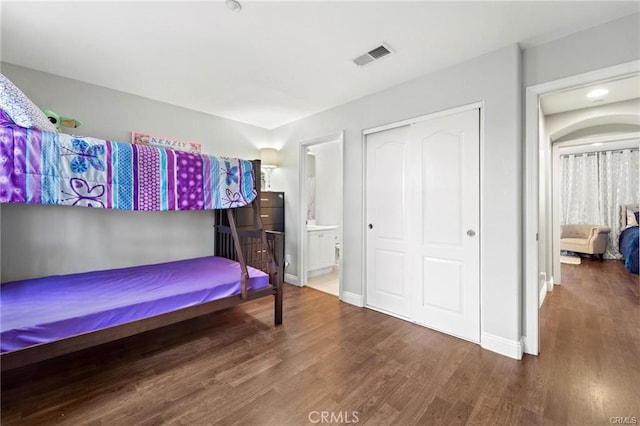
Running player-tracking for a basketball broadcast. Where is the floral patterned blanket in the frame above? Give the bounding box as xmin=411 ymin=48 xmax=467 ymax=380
xmin=0 ymin=124 xmax=256 ymax=210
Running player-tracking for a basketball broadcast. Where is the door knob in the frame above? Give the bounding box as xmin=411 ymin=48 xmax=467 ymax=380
xmin=368 ymin=224 xmax=373 ymax=229
xmin=467 ymin=229 xmax=476 ymax=237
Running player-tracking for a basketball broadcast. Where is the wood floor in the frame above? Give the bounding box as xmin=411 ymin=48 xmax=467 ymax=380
xmin=2 ymin=260 xmax=638 ymax=425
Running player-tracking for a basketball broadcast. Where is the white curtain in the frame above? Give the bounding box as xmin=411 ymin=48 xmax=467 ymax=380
xmin=560 ymin=149 xmax=639 ymax=259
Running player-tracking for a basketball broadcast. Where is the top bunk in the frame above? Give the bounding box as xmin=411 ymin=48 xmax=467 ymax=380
xmin=0 ymin=121 xmax=257 ymax=211
xmin=0 ymin=72 xmax=256 ymax=212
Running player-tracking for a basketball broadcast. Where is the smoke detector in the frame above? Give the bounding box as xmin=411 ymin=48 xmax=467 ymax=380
xmin=226 ymin=0 xmax=242 ymax=12
xmin=353 ymin=43 xmax=394 ymax=67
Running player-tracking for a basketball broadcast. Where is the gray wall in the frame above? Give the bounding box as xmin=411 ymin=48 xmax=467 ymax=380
xmin=0 ymin=63 xmax=269 ymax=158
xmin=271 ymin=44 xmax=523 ymax=343
xmin=1 ymin=63 xmax=269 ymax=282
xmin=524 ymin=13 xmax=640 ymax=87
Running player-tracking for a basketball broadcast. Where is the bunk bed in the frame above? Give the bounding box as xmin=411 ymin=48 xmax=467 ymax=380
xmin=0 ymin=116 xmax=283 ymax=371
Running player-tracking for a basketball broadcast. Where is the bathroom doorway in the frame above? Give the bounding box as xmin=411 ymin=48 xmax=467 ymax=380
xmin=298 ymin=132 xmax=344 ymax=297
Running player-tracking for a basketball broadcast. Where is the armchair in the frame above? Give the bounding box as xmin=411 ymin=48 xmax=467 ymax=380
xmin=560 ymin=224 xmax=610 ymax=260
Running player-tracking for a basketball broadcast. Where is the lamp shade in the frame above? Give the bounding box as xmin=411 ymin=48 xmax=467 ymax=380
xmin=260 ymin=148 xmax=279 ymax=168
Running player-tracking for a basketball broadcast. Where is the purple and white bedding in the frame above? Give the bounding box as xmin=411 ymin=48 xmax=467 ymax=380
xmin=0 ymin=256 xmax=270 ymax=353
xmin=0 ymin=123 xmax=256 ymax=211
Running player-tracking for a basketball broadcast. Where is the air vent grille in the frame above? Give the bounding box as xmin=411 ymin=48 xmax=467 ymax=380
xmin=368 ymin=45 xmax=391 ymax=59
xmin=352 ymin=43 xmax=394 ymax=67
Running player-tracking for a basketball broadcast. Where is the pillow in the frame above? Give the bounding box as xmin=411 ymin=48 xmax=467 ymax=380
xmin=0 ymin=73 xmax=57 ymax=132
xmin=0 ymin=109 xmax=14 ymax=126
xmin=626 ymin=208 xmax=639 ymax=228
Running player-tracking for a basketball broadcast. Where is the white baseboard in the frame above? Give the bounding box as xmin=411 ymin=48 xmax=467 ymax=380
xmin=539 ymin=273 xmax=554 ymax=307
xmin=308 ymin=267 xmax=333 ymax=278
xmin=284 ymin=273 xmax=300 ymax=286
xmin=481 ymin=332 xmax=524 ymax=360
xmin=539 ymin=284 xmax=547 ymax=308
xmin=340 ymin=291 xmax=364 ymax=307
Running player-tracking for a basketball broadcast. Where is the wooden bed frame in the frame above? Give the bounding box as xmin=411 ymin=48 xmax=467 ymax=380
xmin=0 ymin=159 xmax=283 ymax=371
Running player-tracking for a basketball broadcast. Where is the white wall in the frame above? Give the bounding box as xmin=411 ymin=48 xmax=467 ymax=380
xmin=1 ymin=63 xmax=269 ymax=282
xmin=545 ymin=98 xmax=640 ymax=141
xmin=538 ymin=104 xmax=552 ymax=297
xmin=309 ymin=142 xmax=342 ymax=230
xmin=271 ymin=44 xmax=523 ymax=346
xmin=552 ymin=143 xmax=562 ymax=284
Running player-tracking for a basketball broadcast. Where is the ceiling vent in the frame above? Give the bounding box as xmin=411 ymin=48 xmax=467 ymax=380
xmin=353 ymin=43 xmax=394 ymax=67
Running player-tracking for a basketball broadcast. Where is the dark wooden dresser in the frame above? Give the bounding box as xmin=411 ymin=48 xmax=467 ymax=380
xmin=218 ymin=191 xmax=284 ymax=232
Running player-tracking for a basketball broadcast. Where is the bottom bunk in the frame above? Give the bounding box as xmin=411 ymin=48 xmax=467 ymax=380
xmin=1 ymin=231 xmax=283 ymax=371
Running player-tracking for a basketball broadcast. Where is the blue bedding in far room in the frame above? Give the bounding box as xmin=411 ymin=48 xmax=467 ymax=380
xmin=619 ymin=226 xmax=639 ymax=274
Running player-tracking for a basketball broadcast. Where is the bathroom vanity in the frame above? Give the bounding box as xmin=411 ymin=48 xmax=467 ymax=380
xmin=307 ymin=225 xmax=338 ymax=277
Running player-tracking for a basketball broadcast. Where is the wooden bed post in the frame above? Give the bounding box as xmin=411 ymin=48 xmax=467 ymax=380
xmin=273 ymin=234 xmax=283 ymax=325
xmin=227 ymin=209 xmax=249 ymax=299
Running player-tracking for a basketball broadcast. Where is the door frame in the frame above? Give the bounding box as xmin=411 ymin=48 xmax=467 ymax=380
xmin=362 ymin=101 xmax=483 ymax=329
xmin=297 ymin=131 xmax=344 ymax=296
xmin=523 ymin=59 xmax=640 ymax=356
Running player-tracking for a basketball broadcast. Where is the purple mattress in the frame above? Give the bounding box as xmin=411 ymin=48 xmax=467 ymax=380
xmin=0 ymin=256 xmax=270 ymax=353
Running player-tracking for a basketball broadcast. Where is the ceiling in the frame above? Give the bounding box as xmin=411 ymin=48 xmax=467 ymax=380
xmin=541 ymin=74 xmax=640 ymax=115
xmin=2 ymin=1 xmax=639 ymax=129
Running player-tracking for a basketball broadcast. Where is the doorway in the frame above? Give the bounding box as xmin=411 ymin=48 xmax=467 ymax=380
xmin=364 ymin=106 xmax=481 ymax=343
xmin=297 ymin=132 xmax=344 ymax=297
xmin=524 ymin=60 xmax=640 ymax=356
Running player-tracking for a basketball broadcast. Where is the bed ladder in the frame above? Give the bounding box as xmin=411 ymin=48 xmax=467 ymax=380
xmin=223 ymin=159 xmax=279 ymax=301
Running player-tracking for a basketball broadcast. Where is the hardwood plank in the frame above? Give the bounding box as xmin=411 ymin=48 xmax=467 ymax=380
xmin=441 ymin=400 xmax=474 ymax=426
xmin=417 ymin=396 xmax=453 ymax=425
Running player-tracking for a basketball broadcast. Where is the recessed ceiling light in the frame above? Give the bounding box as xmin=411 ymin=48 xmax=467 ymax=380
xmin=587 ymin=88 xmax=609 ymax=99
xmin=591 ymin=142 xmax=603 ymax=146
xmin=226 ymin=0 xmax=242 ymax=12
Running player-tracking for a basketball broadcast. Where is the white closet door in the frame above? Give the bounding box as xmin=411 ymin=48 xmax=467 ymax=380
xmin=409 ymin=109 xmax=480 ymax=342
xmin=365 ymin=108 xmax=480 ymax=343
xmin=365 ymin=125 xmax=412 ymax=318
